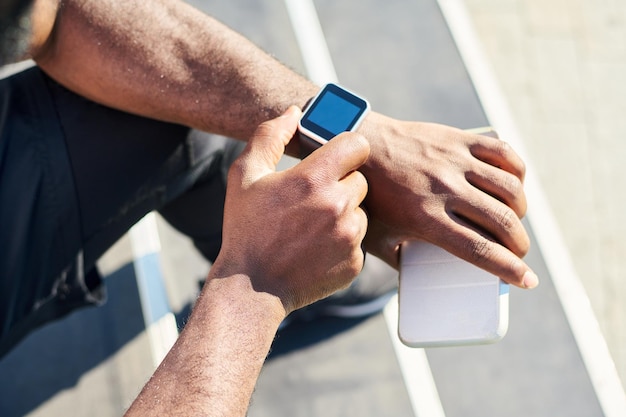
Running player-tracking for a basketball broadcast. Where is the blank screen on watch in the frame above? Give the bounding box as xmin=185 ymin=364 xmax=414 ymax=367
xmin=306 ymin=91 xmax=361 ymax=136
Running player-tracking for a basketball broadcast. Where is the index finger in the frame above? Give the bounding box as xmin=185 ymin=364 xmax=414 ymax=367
xmin=439 ymin=216 xmax=539 ymax=289
xmin=299 ymin=132 xmax=371 ymax=181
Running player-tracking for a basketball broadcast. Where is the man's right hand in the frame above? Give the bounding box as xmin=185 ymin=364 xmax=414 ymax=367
xmin=213 ymin=106 xmax=370 ymax=315
xmin=126 ymin=107 xmax=370 ymax=417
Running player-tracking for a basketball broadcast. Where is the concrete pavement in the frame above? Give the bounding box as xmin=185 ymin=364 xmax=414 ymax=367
xmin=462 ymin=0 xmax=626 ymax=388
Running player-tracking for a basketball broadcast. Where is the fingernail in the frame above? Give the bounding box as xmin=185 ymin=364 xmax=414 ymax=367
xmin=522 ymin=271 xmax=539 ymax=289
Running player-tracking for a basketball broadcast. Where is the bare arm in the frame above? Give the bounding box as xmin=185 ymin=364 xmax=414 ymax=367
xmin=32 ymin=0 xmax=318 ymax=141
xmin=126 ymin=275 xmax=285 ymax=417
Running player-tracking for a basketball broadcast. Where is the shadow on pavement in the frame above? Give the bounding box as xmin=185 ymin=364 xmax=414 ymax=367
xmin=269 ymin=315 xmax=371 ymax=360
xmin=0 ymin=264 xmax=145 ymax=416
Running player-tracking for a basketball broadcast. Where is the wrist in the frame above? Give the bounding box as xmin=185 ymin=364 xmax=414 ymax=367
xmin=356 ymin=111 xmax=396 ymax=177
xmin=205 ymin=260 xmax=288 ymax=324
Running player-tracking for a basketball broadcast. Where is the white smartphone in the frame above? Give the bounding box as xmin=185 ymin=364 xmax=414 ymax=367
xmin=397 ymin=239 xmax=509 ymax=348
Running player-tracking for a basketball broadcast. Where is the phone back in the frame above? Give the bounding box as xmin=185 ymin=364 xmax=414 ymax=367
xmin=398 ymin=240 xmax=509 ymax=348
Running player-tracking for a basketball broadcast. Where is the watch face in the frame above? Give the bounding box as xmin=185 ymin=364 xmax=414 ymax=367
xmin=299 ymin=83 xmax=370 ymax=143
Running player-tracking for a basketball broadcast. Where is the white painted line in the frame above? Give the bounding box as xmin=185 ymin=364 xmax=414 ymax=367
xmin=283 ymin=0 xmax=338 ymax=85
xmin=436 ymin=0 xmax=626 ymax=415
xmin=384 ymin=296 xmax=446 ymax=417
xmin=129 ymin=212 xmax=162 ymax=257
xmin=129 ymin=213 xmax=179 ymax=368
xmin=283 ymin=2 xmax=444 ymax=416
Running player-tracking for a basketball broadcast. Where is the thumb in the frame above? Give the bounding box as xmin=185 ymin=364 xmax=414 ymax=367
xmin=234 ymin=106 xmax=302 ymax=183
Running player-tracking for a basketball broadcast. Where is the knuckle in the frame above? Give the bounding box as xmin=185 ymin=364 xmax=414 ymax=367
xmin=334 ymin=216 xmax=365 ymax=255
xmin=492 ymin=206 xmax=531 ymax=257
xmin=334 ymin=219 xmax=358 ymax=246
xmin=325 ymin=194 xmax=350 ymax=220
xmin=495 ymin=206 xmax=517 ymax=234
xmin=347 ymin=215 xmax=366 ymax=241
xmin=507 ymin=258 xmax=528 ymax=287
xmin=468 ymin=238 xmax=493 ymax=265
xmin=503 ymin=173 xmax=522 ymax=196
xmin=516 ymin=154 xmax=527 ymax=179
xmin=493 ymin=139 xmax=513 ymax=160
xmin=354 ymin=171 xmax=369 ymax=193
xmin=497 ymin=141 xmax=526 ymax=178
xmin=507 ymin=177 xmax=526 ymax=207
xmin=347 ymin=250 xmax=366 ymax=278
xmin=292 ymin=173 xmax=319 ymax=197
xmin=498 ymin=172 xmax=527 ymax=218
xmin=349 ymin=261 xmax=364 ymax=280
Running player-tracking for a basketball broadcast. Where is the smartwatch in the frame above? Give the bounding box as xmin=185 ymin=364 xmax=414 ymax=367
xmin=298 ymin=83 xmax=370 ymax=158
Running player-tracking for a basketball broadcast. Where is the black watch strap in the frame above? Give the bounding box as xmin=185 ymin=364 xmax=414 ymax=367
xmin=298 ymin=131 xmax=323 ymax=159
xmin=298 ymin=96 xmax=320 ymax=159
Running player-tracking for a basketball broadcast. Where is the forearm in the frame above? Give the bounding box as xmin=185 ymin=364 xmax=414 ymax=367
xmin=125 ymin=270 xmax=285 ymax=417
xmin=33 ymin=0 xmax=317 ymax=140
